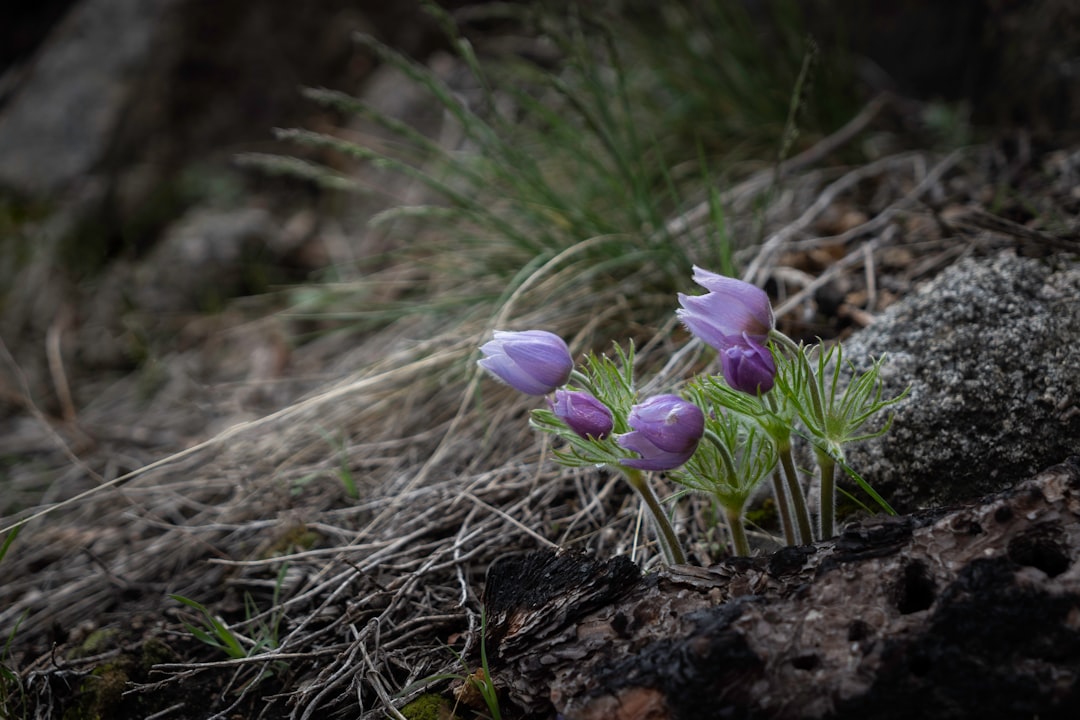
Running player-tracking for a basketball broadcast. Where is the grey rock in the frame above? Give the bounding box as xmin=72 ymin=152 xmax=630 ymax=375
xmin=841 ymin=250 xmax=1080 ymax=512
xmin=71 ymin=206 xmax=279 ymax=369
xmin=0 ymin=0 xmax=175 ymax=194
xmin=130 ymin=206 xmax=280 ymax=314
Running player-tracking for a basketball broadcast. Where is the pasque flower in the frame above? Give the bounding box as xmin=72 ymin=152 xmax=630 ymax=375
xmin=618 ymin=394 xmax=704 ymax=471
xmin=479 ymin=330 xmax=574 ymax=395
xmin=549 ymin=390 xmax=614 ymax=439
xmin=676 ymin=266 xmax=776 ymax=394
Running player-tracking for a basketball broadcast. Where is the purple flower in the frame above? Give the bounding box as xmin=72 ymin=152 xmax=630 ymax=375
xmin=719 ymin=338 xmax=777 ymax=395
xmin=479 ymin=330 xmax=574 ymax=396
xmin=617 ymin=394 xmax=704 ymax=471
xmin=676 ymin=266 xmax=777 ymax=394
xmin=549 ymin=390 xmax=614 ymax=439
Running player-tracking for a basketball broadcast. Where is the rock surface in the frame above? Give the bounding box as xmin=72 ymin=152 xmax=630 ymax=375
xmin=483 ymin=458 xmax=1080 ymax=720
xmin=842 ymin=250 xmax=1080 ymax=512
xmin=0 ymin=0 xmax=176 ymax=195
xmin=0 ymin=0 xmax=438 ymax=198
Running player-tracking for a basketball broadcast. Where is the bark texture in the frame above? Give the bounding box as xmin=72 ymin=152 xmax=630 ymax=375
xmin=483 ymin=457 xmax=1080 ymax=720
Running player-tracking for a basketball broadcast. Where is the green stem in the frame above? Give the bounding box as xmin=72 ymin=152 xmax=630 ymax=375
xmin=622 ymin=468 xmax=686 ymax=565
xmin=816 ymin=448 xmax=837 ymax=540
xmin=770 ymin=468 xmax=796 ymax=546
xmin=569 ymin=369 xmax=595 ymax=394
xmin=799 ymin=349 xmax=827 ymax=426
xmin=777 ymin=442 xmax=814 ymax=544
xmin=725 ymin=506 xmax=751 ymax=557
xmin=769 ymin=329 xmax=803 ymax=357
xmin=704 ymin=429 xmax=738 ymax=479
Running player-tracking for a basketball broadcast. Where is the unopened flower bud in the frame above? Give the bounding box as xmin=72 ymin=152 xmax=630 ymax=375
xmin=549 ymin=390 xmax=614 ymax=439
xmin=479 ymin=330 xmax=574 ymax=396
xmin=617 ymin=394 xmax=704 ymax=471
xmin=720 ymin=336 xmax=776 ymax=394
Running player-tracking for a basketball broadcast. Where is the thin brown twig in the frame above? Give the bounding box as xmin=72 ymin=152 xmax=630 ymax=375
xmin=45 ymin=307 xmax=77 ymax=425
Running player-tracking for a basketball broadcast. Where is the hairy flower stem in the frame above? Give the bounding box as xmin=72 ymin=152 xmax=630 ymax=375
xmin=569 ymin=369 xmax=596 ymax=394
xmin=771 ymin=330 xmax=828 ymax=423
xmin=816 ymin=449 xmax=837 ymax=539
xmin=623 ymin=468 xmax=686 ymax=565
xmin=777 ymin=441 xmax=814 ymax=544
xmin=770 ymin=469 xmax=797 ymax=546
xmin=725 ymin=506 xmax=751 ymax=557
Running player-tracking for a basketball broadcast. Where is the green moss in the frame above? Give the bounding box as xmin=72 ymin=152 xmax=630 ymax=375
xmin=72 ymin=629 xmax=120 ymax=658
xmin=62 ymin=662 xmax=130 ymax=720
xmin=59 ymin=636 xmax=181 ymax=720
xmin=139 ymin=637 xmax=177 ymax=669
xmin=261 ymin=523 xmax=320 ymax=558
xmin=399 ymin=693 xmax=459 ymax=720
xmin=744 ymin=496 xmax=779 ymax=530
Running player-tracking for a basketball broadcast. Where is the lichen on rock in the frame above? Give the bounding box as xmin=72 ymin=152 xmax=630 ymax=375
xmin=842 ymin=250 xmax=1080 ymax=511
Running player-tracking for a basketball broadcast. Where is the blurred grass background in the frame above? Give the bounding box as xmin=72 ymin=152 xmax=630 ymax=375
xmin=249 ymin=0 xmax=863 ymax=354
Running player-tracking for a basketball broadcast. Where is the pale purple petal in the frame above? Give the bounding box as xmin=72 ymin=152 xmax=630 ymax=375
xmin=618 ymin=432 xmax=696 ymax=471
xmin=676 ymin=267 xmax=778 ymax=395
xmin=479 ymin=330 xmax=573 ymax=395
xmin=676 ymin=292 xmax=745 ymax=348
xmin=616 ymin=395 xmax=704 ymax=470
xmin=690 ymin=266 xmax=774 ymax=335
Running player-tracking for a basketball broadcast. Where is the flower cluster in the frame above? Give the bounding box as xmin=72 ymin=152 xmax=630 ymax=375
xmin=479 ymin=332 xmax=704 ymax=473
xmin=479 ymin=266 xmax=904 ymax=563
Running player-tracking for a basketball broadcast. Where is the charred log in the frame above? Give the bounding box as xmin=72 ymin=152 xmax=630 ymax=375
xmin=482 ymin=457 xmax=1080 ymax=720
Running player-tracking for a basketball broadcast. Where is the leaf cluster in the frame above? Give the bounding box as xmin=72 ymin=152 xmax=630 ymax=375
xmin=169 ymin=565 xmax=289 ymax=663
xmin=774 ymin=342 xmax=909 ymax=459
xmin=675 ymin=397 xmax=778 ymax=512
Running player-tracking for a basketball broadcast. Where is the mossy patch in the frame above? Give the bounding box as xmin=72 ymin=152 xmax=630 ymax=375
xmin=400 ymin=693 xmax=461 ymax=720
xmin=55 ymin=631 xmax=181 ymax=720
xmin=62 ymin=661 xmax=130 ymax=720
xmin=73 ymin=628 xmax=121 ymax=658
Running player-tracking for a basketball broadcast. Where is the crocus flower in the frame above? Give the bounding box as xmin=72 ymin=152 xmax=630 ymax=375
xmin=617 ymin=394 xmax=704 ymax=471
xmin=549 ymin=390 xmax=614 ymax=439
xmin=676 ymin=266 xmax=776 ymax=394
xmin=479 ymin=330 xmax=574 ymax=396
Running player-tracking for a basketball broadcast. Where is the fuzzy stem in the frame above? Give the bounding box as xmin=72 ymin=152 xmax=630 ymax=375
xmin=769 ymin=329 xmax=802 ymax=357
xmin=725 ymin=506 xmax=751 ymax=557
xmin=798 ymin=349 xmax=827 ymax=427
xmin=816 ymin=448 xmax=837 ymax=540
xmin=704 ymin=429 xmax=738 ymax=479
xmin=622 ymin=468 xmax=686 ymax=565
xmin=770 ymin=468 xmax=796 ymax=546
xmin=777 ymin=441 xmax=814 ymax=544
xmin=569 ymin=369 xmax=595 ymax=394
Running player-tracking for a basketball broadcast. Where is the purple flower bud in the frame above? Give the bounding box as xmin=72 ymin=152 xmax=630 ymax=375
xmin=479 ymin=330 xmax=574 ymax=396
xmin=676 ymin=266 xmax=777 ymax=394
xmin=549 ymin=390 xmax=614 ymax=439
xmin=720 ymin=335 xmax=776 ymax=394
xmin=617 ymin=394 xmax=704 ymax=471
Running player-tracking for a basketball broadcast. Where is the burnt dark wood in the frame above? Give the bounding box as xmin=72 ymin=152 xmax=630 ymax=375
xmin=483 ymin=457 xmax=1080 ymax=720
